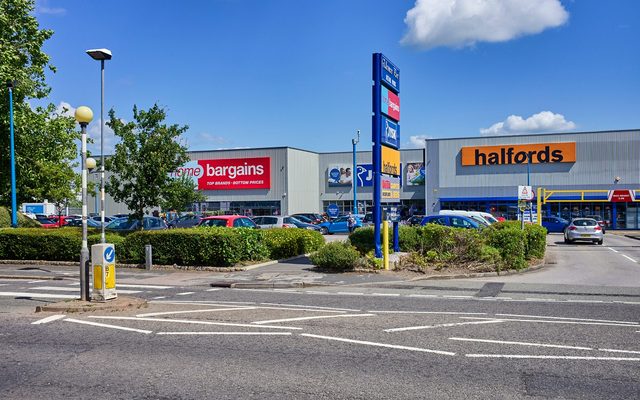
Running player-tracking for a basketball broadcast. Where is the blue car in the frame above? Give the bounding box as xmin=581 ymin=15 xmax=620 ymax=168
xmin=420 ymin=215 xmax=484 ymax=229
xmin=541 ymin=216 xmax=569 ymax=233
xmin=318 ymin=216 xmax=362 ymax=234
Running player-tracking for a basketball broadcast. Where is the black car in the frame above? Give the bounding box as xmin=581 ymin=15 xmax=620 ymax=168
xmin=291 ymin=213 xmax=323 ymax=224
xmin=105 ymin=216 xmax=167 ymax=231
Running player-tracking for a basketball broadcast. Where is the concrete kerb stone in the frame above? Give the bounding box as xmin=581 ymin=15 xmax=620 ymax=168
xmin=35 ymin=296 xmax=147 ymax=313
xmin=407 ymin=259 xmax=546 ymax=282
xmin=0 ymin=274 xmax=66 ymax=280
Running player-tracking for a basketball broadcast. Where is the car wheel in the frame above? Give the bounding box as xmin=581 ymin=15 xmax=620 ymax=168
xmin=598 ymin=239 xmax=603 ymax=245
xmin=564 ymin=235 xmax=569 ymax=244
xmin=320 ymin=227 xmax=328 ymax=235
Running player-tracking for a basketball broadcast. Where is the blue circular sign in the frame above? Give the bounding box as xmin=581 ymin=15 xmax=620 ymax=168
xmin=327 ymin=203 xmax=340 ymax=218
xmin=104 ymin=246 xmax=115 ymax=263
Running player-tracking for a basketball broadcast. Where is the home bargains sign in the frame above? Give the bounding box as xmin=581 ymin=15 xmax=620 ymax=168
xmin=172 ymin=158 xmax=270 ymax=190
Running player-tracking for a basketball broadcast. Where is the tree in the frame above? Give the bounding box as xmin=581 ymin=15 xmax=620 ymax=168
xmin=0 ymin=0 xmax=80 ymax=207
xmin=160 ymin=174 xmax=205 ymax=212
xmin=105 ymin=104 xmax=190 ymax=225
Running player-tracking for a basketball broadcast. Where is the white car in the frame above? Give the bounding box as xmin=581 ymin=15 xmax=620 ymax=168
xmin=439 ymin=210 xmax=499 ymax=226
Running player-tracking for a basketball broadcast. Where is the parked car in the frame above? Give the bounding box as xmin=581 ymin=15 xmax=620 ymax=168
xmin=105 ymin=216 xmax=168 ymax=231
xmin=197 ymin=215 xmax=258 ymax=228
xmin=406 ymin=215 xmax=424 ymax=226
xmin=584 ymin=215 xmax=606 ymax=234
xmin=168 ymin=214 xmax=203 ymax=229
xmin=564 ymin=218 xmax=603 ymax=245
xmin=420 ymin=215 xmax=485 ymax=230
xmin=291 ymin=213 xmax=324 ymax=225
xmin=317 ymin=215 xmax=362 ymax=234
xmin=35 ymin=216 xmax=58 ymax=229
xmin=439 ymin=210 xmax=499 ymax=225
xmin=541 ymin=216 xmax=569 ymax=233
xmin=253 ymin=216 xmax=323 ymax=232
xmin=90 ymin=215 xmax=115 ymax=225
xmin=66 ymin=218 xmax=101 ymax=228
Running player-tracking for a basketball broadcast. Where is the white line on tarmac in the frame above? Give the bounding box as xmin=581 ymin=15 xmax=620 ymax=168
xmin=300 ymin=333 xmax=456 ymax=356
xmin=206 ymin=288 xmax=221 ymax=291
xmin=176 ymin=292 xmax=195 ymax=296
xmin=442 ymin=295 xmax=474 ymax=299
xmin=465 ymin=354 xmax=640 ymax=361
xmin=0 ymin=292 xmax=77 ymax=299
xmin=32 ymin=314 xmax=66 ymax=325
xmin=137 ymin=307 xmax=257 ymax=317
xmin=599 ymin=348 xmax=640 ymax=355
xmin=64 ymin=318 xmax=152 ymax=334
xmin=449 ymin=337 xmax=593 ymax=351
xmin=336 ymin=292 xmax=365 ymax=296
xmin=157 ymin=332 xmax=292 ymax=336
xmin=369 ymin=293 xmax=401 ymax=297
xmin=525 ymin=298 xmax=558 ymax=302
xmin=370 ymin=311 xmax=487 ymax=316
xmin=253 ymin=314 xmax=375 ymax=325
xmin=259 ymin=302 xmax=361 ymax=312
xmin=385 ymin=320 xmax=503 ymax=333
xmin=494 ymin=314 xmax=639 ymax=325
xmin=152 ymin=296 xmax=166 ymax=300
xmin=150 ymin=301 xmax=255 ymax=307
xmin=305 ymin=291 xmax=329 ymax=294
xmin=607 ymin=247 xmax=619 ymax=253
xmin=406 ymin=294 xmax=438 ymax=298
xmin=32 ymin=286 xmax=142 ymax=294
xmin=461 ymin=316 xmax=639 ymax=328
xmin=66 ymin=282 xmax=172 ymax=289
xmin=622 ymin=254 xmax=637 ymax=263
xmin=88 ymin=316 xmax=302 ymax=330
xmin=27 ymin=280 xmax=47 ymax=284
xmin=256 ymin=306 xmax=347 ymax=313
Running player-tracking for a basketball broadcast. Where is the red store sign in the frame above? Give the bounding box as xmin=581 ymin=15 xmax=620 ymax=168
xmin=607 ymin=189 xmax=635 ymax=202
xmin=197 ymin=157 xmax=271 ymax=190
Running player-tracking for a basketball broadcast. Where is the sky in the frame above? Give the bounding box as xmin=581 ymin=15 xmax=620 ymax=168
xmin=33 ymin=0 xmax=640 ymax=155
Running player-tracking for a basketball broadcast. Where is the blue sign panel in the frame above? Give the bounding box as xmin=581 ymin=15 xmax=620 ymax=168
xmin=380 ymin=55 xmax=400 ymax=92
xmin=356 ymin=164 xmax=373 ymax=187
xmin=25 ymin=205 xmax=44 ymax=213
xmin=381 ymin=116 xmax=400 ymax=149
xmin=326 ymin=203 xmax=340 ymax=218
xmin=104 ymin=246 xmax=115 ymax=263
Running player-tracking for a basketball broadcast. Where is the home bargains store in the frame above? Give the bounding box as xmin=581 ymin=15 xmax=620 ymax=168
xmin=425 ymin=129 xmax=640 ymax=229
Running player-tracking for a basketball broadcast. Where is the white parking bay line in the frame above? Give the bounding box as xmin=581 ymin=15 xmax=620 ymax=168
xmin=493 ymin=314 xmax=639 ymax=326
xmin=64 ymin=318 xmax=152 ymax=334
xmin=32 ymin=286 xmax=142 ymax=294
xmin=371 ymin=311 xmax=487 ymax=316
xmin=27 ymin=280 xmax=47 ymax=284
xmin=259 ymin=302 xmax=361 ymax=312
xmin=253 ymin=314 xmax=375 ymax=325
xmin=607 ymin=247 xmax=619 ymax=253
xmin=157 ymin=332 xmax=292 ymax=336
xmin=301 ymin=333 xmax=456 ymax=356
xmin=385 ymin=320 xmax=503 ymax=333
xmin=137 ymin=307 xmax=256 ymax=317
xmin=449 ymin=337 xmax=593 ymax=351
xmin=622 ymin=254 xmax=637 ymax=263
xmin=32 ymin=314 xmax=66 ymax=325
xmin=115 ymin=284 xmax=173 ymax=289
xmin=465 ymin=354 xmax=640 ymax=361
xmin=89 ymin=316 xmax=302 ymax=330
xmin=176 ymin=292 xmax=195 ymax=296
xmin=461 ymin=316 xmax=638 ymax=328
xmin=0 ymin=292 xmax=77 ymax=299
xmin=599 ymin=348 xmax=640 ymax=355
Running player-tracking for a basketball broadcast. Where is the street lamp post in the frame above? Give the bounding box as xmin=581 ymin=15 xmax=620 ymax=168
xmin=86 ymin=48 xmax=112 ymax=244
xmin=352 ymin=130 xmax=360 ymax=215
xmin=75 ymin=106 xmax=94 ymax=301
xmin=7 ymin=81 xmax=17 ymax=228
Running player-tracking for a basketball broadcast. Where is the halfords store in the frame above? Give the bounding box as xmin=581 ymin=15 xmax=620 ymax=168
xmin=425 ymin=129 xmax=640 ymax=229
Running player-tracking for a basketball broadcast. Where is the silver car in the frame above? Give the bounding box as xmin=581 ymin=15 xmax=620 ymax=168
xmin=564 ymin=218 xmax=604 ymax=245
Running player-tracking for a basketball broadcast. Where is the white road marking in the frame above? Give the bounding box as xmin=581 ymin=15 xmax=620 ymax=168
xmin=150 ymin=301 xmax=255 ymax=307
xmin=136 ymin=307 xmax=256 ymax=317
xmin=301 ymin=333 xmax=456 ymax=356
xmin=461 ymin=316 xmax=639 ymax=328
xmin=114 ymin=284 xmax=172 ymax=289
xmin=599 ymin=348 xmax=640 ymax=355
xmin=176 ymin=292 xmax=195 ymax=296
xmin=449 ymin=337 xmax=593 ymax=351
xmin=494 ymin=314 xmax=639 ymax=325
xmin=32 ymin=286 xmax=142 ymax=294
xmin=622 ymin=254 xmax=637 ymax=263
xmin=442 ymin=295 xmax=474 ymax=299
xmin=407 ymin=294 xmax=438 ymax=298
xmin=371 ymin=311 xmax=487 ymax=316
xmin=27 ymin=280 xmax=47 ymax=284
xmin=64 ymin=318 xmax=152 ymax=334
xmin=259 ymin=302 xmax=361 ymax=312
xmin=31 ymin=314 xmax=66 ymax=325
xmin=607 ymin=247 xmax=619 ymax=253
xmin=336 ymin=292 xmax=365 ymax=296
xmin=88 ymin=316 xmax=302 ymax=330
xmin=157 ymin=332 xmax=292 ymax=336
xmin=253 ymin=314 xmax=375 ymax=325
xmin=305 ymin=291 xmax=329 ymax=294
xmin=0 ymin=291 xmax=76 ymax=299
xmin=385 ymin=320 xmax=503 ymax=333
xmin=369 ymin=293 xmax=401 ymax=297
xmin=152 ymin=296 xmax=166 ymax=300
xmin=465 ymin=354 xmax=640 ymax=361
xmin=206 ymin=288 xmax=221 ymax=291
xmin=525 ymin=298 xmax=557 ymax=302
xmin=256 ymin=306 xmax=346 ymax=313
xmin=273 ymin=289 xmax=299 ymax=293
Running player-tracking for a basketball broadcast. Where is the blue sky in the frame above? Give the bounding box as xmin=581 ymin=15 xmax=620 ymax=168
xmin=34 ymin=0 xmax=639 ymax=154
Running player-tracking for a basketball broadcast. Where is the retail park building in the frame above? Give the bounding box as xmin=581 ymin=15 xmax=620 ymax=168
xmin=98 ymin=129 xmax=640 ymax=230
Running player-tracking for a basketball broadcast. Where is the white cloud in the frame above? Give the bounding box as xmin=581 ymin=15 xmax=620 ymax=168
xmin=87 ymin=119 xmax=118 ymax=156
xmin=186 ymin=132 xmax=228 ymax=151
xmin=407 ymin=135 xmax=430 ymax=148
xmin=480 ymin=111 xmax=576 ymax=136
xmin=55 ymin=101 xmax=75 ymax=117
xmin=35 ymin=0 xmax=66 ymax=15
xmin=401 ymin=0 xmax=569 ymax=49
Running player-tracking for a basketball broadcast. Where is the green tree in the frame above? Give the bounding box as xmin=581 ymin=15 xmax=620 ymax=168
xmin=160 ymin=174 xmax=205 ymax=212
xmin=105 ymin=104 xmax=190 ymax=226
xmin=0 ymin=0 xmax=80 ymax=207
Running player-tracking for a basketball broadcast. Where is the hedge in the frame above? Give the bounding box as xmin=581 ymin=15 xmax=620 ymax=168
xmin=261 ymin=228 xmax=324 ymax=259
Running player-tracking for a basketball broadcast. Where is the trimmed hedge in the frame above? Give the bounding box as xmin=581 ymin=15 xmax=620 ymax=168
xmin=262 ymin=228 xmax=324 ymax=259
xmin=309 ymin=242 xmax=360 ymax=271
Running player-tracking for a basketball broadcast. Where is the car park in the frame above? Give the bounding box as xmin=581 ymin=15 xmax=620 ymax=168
xmin=317 ymin=215 xmax=362 ymax=234
xmin=541 ymin=216 xmax=569 ymax=233
xmin=105 ymin=216 xmax=168 ymax=231
xmin=421 ymin=215 xmax=485 ymax=230
xmin=564 ymin=218 xmax=603 ymax=245
xmin=197 ymin=215 xmax=258 ymax=228
xmin=168 ymin=214 xmax=203 ymax=229
xmin=584 ymin=215 xmax=606 ymax=234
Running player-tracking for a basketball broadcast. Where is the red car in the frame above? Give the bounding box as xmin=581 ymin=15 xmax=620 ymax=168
xmin=197 ymin=215 xmax=258 ymax=228
xmin=36 ymin=216 xmax=58 ymax=229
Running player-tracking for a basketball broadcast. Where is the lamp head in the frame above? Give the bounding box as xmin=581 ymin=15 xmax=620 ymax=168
xmin=614 ymin=176 xmax=621 ymax=183
xmin=86 ymin=157 xmax=97 ymax=170
xmin=86 ymin=48 xmax=112 ymax=60
xmin=75 ymin=106 xmax=93 ymax=124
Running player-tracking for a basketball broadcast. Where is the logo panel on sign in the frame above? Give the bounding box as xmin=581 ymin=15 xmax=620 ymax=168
xmin=380 ymin=55 xmax=400 ymax=92
xmin=381 ymin=117 xmax=400 ymax=149
xmin=381 ymin=87 xmax=400 ymax=121
xmin=381 ymin=146 xmax=401 ymax=176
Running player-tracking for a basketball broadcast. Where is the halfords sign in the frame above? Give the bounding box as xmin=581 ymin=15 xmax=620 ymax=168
xmin=461 ymin=143 xmax=576 ymax=166
xmin=172 ymin=158 xmax=271 ymax=190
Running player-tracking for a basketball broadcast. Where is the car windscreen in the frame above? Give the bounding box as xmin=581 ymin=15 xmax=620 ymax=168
xmin=201 ymin=219 xmax=228 ymax=227
xmin=106 ymin=218 xmax=136 ymax=229
xmin=484 ymin=215 xmax=499 ymax=224
xmin=573 ymin=219 xmax=597 ymax=226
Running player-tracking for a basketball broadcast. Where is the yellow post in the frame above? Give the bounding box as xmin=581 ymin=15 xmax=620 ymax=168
xmin=537 ymin=187 xmax=542 ymax=225
xmin=382 ymin=220 xmax=389 ymax=270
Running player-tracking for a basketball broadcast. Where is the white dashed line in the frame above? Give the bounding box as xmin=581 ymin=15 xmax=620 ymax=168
xmin=259 ymin=302 xmax=361 ymax=312
xmin=253 ymin=314 xmax=375 ymax=325
xmin=599 ymin=348 xmax=640 ymax=355
xmin=461 ymin=316 xmax=639 ymax=328
xmin=495 ymin=314 xmax=639 ymax=325
xmin=152 ymin=296 xmax=166 ymax=300
xmin=206 ymin=288 xmax=222 ymax=291
xmin=301 ymin=333 xmax=456 ymax=356
xmin=449 ymin=337 xmax=593 ymax=351
xmin=137 ymin=307 xmax=256 ymax=317
xmin=32 ymin=314 xmax=66 ymax=325
xmin=176 ymin=292 xmax=195 ymax=296
xmin=0 ymin=292 xmax=77 ymax=299
xmin=157 ymin=332 xmax=292 ymax=336
xmin=385 ymin=319 xmax=503 ymax=333
xmin=369 ymin=293 xmax=401 ymax=297
xmin=465 ymin=354 xmax=640 ymax=361
xmin=622 ymin=254 xmax=637 ymax=263
xmin=32 ymin=286 xmax=142 ymax=294
xmin=88 ymin=316 xmax=302 ymax=330
xmin=370 ymin=311 xmax=487 ymax=316
xmin=64 ymin=318 xmax=152 ymax=334
xmin=607 ymin=247 xmax=618 ymax=253
xmin=27 ymin=280 xmax=47 ymax=284
xmin=336 ymin=292 xmax=365 ymax=296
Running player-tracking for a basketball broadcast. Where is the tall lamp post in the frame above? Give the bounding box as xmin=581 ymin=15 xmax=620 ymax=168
xmin=86 ymin=48 xmax=112 ymax=244
xmin=352 ymin=130 xmax=360 ymax=215
xmin=7 ymin=81 xmax=17 ymax=228
xmin=75 ymin=106 xmax=95 ymax=301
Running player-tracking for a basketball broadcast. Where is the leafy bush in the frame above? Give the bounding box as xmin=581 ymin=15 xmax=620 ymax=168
xmin=0 ymin=207 xmax=41 ymax=228
xmin=523 ymin=223 xmax=546 ymax=259
xmin=0 ymin=228 xmax=80 ymax=261
xmin=262 ymin=228 xmax=324 ymax=259
xmin=309 ymin=242 xmax=361 ymax=271
xmin=487 ymin=227 xmax=526 ymax=270
xmin=348 ymin=225 xmax=420 ymax=254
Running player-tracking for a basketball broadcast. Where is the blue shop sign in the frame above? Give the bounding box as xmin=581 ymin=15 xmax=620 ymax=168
xmin=381 ymin=116 xmax=400 ymax=149
xmin=380 ymin=54 xmax=400 ymax=92
xmin=327 ymin=203 xmax=340 ymax=218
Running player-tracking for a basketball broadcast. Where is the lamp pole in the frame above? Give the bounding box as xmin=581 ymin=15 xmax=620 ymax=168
xmin=75 ymin=106 xmax=94 ymax=301
xmin=86 ymin=48 xmax=112 ymax=243
xmin=352 ymin=130 xmax=360 ymax=215
xmin=7 ymin=81 xmax=17 ymax=228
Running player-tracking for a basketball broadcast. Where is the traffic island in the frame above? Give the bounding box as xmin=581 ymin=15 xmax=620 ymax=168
xmin=35 ymin=296 xmax=147 ymax=313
